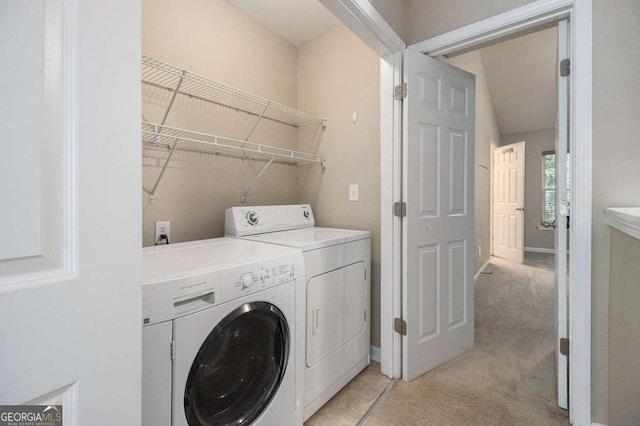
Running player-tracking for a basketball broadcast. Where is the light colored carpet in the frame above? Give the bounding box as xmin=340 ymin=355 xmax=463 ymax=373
xmin=361 ymin=253 xmax=569 ymax=425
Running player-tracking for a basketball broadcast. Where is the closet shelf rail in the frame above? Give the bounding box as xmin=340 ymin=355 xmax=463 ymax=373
xmin=142 ymin=122 xmax=326 ymax=164
xmin=142 ymin=55 xmax=327 ymax=128
xmin=142 ymin=121 xmax=327 ymax=202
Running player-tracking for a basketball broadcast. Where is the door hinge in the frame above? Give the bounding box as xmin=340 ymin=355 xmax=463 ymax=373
xmin=394 ymin=82 xmax=407 ymax=100
xmin=394 ymin=318 xmax=407 ymax=336
xmin=560 ymin=58 xmax=570 ymax=77
xmin=364 ymin=268 xmax=367 ymax=281
xmin=394 ymin=201 xmax=406 ymax=217
xmin=364 ymin=309 xmax=367 ymax=322
xmin=558 ymin=198 xmax=570 ymax=217
xmin=560 ymin=337 xmax=569 ymax=356
xmin=170 ymin=340 xmax=176 ymax=361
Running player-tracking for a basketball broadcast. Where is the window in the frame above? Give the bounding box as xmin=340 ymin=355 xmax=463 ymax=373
xmin=541 ymin=151 xmax=571 ymax=227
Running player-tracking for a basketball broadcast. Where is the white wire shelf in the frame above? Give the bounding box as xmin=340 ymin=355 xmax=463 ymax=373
xmin=142 ymin=55 xmax=327 ymax=128
xmin=142 ymin=122 xmax=327 ymax=165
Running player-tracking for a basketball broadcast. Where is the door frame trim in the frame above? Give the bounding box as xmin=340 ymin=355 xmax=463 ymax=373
xmin=407 ymin=1 xmax=591 ymax=424
xmin=322 ymin=0 xmax=592 ymax=423
xmin=408 ymin=2 xmax=592 ymax=424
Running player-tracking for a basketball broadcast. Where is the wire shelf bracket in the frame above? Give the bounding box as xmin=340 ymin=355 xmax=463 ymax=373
xmin=241 ymin=156 xmax=276 ymax=205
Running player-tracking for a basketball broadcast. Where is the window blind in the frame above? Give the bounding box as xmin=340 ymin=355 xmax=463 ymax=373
xmin=541 ymin=151 xmax=571 ymax=227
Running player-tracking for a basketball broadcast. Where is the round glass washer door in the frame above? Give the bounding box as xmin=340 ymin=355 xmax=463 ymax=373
xmin=184 ymin=301 xmax=290 ymax=426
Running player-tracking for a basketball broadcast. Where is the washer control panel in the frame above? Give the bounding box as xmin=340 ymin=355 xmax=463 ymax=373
xmin=220 ymin=260 xmax=299 ymax=303
xmin=142 ymin=271 xmax=220 ymax=325
xmin=225 ymin=204 xmax=315 ymax=236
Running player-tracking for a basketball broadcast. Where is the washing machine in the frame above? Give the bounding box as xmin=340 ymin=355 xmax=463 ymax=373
xmin=141 ymin=237 xmax=305 ymax=426
xmin=225 ymin=205 xmax=371 ymax=420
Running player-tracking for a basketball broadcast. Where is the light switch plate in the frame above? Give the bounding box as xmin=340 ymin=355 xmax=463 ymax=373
xmin=349 ymin=184 xmax=359 ymax=201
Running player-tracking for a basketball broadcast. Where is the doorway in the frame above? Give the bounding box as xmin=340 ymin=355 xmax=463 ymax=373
xmin=371 ymin=2 xmax=591 ymax=424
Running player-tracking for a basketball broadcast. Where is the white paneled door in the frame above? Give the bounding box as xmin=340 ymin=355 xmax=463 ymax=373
xmin=0 ymin=0 xmax=141 ymax=423
xmin=493 ymin=142 xmax=525 ymax=264
xmin=402 ymin=49 xmax=475 ymax=381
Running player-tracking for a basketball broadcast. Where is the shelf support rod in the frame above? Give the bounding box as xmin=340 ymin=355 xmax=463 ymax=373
xmin=240 ymin=156 xmax=275 ymax=205
xmin=160 ymin=70 xmax=186 ymax=126
xmin=148 ymin=137 xmax=179 ymax=203
xmin=244 ymin=102 xmax=270 ymax=142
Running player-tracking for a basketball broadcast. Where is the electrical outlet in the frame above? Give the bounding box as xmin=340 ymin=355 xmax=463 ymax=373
xmin=155 ymin=221 xmax=170 ymax=245
xmin=478 ymin=245 xmax=482 ymax=256
xmin=349 ymin=184 xmax=359 ymax=201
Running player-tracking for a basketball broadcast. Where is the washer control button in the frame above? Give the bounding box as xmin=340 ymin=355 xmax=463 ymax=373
xmin=241 ymin=274 xmax=253 ymax=289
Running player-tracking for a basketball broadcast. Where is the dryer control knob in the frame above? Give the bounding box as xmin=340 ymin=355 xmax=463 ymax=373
xmin=303 ymin=210 xmax=310 ymax=218
xmin=246 ymin=212 xmax=259 ymax=226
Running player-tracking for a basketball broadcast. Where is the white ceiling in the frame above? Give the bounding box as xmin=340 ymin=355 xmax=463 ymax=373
xmin=479 ymin=27 xmax=558 ymax=136
xmin=227 ymin=0 xmax=341 ymax=46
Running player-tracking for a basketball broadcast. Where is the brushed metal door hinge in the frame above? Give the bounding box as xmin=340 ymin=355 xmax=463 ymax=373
xmin=558 ymin=198 xmax=570 ymax=217
xmin=560 ymin=58 xmax=570 ymax=77
xmin=170 ymin=340 xmax=176 ymax=361
xmin=394 ymin=202 xmax=406 ymax=217
xmin=394 ymin=82 xmax=407 ymax=100
xmin=394 ymin=318 xmax=407 ymax=336
xmin=560 ymin=337 xmax=569 ymax=356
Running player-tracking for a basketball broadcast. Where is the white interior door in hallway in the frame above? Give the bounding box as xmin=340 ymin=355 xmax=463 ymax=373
xmin=493 ymin=141 xmax=525 ymax=264
xmin=402 ymin=49 xmax=475 ymax=381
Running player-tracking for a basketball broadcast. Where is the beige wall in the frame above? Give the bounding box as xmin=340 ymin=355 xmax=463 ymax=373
xmin=405 ymin=0 xmax=536 ymax=45
xmin=501 ymin=129 xmax=556 ymax=250
xmin=368 ymin=0 xmax=407 ymax=40
xmin=593 ymin=1 xmax=640 ymax=422
xmin=142 ymin=0 xmax=299 ymax=246
xmin=445 ymin=51 xmax=500 ymax=274
xmin=608 ymin=228 xmax=640 ymax=425
xmin=143 ymin=2 xmax=382 ymax=345
xmin=296 ymin=26 xmax=381 ymax=347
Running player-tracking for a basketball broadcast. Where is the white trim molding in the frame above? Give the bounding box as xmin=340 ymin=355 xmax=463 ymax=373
xmin=318 ymin=0 xmax=405 ymax=56
xmin=569 ymin=2 xmax=593 ymax=424
xmin=409 ymin=1 xmax=592 ymax=424
xmin=370 ymin=345 xmax=381 ymax=363
xmin=474 ymin=258 xmax=492 ymax=282
xmin=604 ymin=207 xmax=640 ymax=241
xmin=525 ymin=246 xmax=555 ymax=254
xmin=379 ymin=51 xmax=403 ymax=380
xmin=409 ymin=0 xmax=573 ymax=56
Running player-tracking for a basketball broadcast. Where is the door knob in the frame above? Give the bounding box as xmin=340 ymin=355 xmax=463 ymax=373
xmin=516 ymin=207 xmax=526 ymax=211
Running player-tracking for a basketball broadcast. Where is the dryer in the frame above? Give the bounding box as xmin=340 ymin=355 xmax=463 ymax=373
xmin=141 ymin=237 xmax=305 ymax=426
xmin=225 ymin=205 xmax=371 ymax=420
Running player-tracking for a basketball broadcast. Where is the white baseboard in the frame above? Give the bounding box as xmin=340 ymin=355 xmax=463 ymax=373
xmin=525 ymin=246 xmax=571 ymax=255
xmin=525 ymin=246 xmax=555 ymax=254
xmin=474 ymin=258 xmax=492 ymax=282
xmin=370 ymin=345 xmax=381 ymax=363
